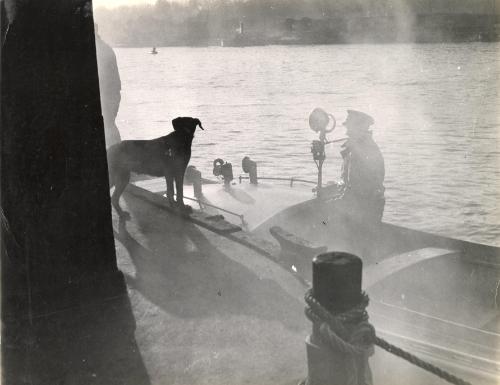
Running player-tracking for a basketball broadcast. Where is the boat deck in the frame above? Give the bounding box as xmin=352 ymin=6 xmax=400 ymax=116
xmin=112 ymin=181 xmax=499 ymax=385
xmin=133 ymin=177 xmax=316 ymax=231
xmin=113 ymin=190 xmax=309 ymax=385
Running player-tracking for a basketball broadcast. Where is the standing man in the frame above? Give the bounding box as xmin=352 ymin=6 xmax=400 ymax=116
xmin=339 ymin=110 xmax=385 ymax=220
xmin=95 ymin=23 xmax=122 ymax=148
xmin=330 ymin=110 xmax=385 ymax=257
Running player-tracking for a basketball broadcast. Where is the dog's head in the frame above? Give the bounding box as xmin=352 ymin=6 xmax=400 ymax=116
xmin=172 ymin=117 xmax=204 ymax=135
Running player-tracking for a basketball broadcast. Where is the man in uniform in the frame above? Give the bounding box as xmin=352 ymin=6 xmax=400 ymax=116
xmin=330 ymin=110 xmax=385 ymax=257
xmin=95 ymin=24 xmax=122 ymax=148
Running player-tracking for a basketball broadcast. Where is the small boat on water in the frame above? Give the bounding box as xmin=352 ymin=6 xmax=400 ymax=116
xmin=131 ymin=109 xmax=500 ymax=384
xmin=150 ymin=47 xmax=158 ymax=55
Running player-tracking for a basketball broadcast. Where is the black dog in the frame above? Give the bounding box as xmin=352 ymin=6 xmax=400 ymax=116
xmin=107 ymin=117 xmax=203 ymax=219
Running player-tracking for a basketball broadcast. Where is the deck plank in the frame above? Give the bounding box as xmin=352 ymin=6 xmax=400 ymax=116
xmin=126 ymin=183 xmax=242 ymax=234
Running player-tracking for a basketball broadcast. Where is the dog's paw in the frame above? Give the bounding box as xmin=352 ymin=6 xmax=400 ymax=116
xmin=177 ymin=203 xmax=192 ymax=214
xmin=182 ymin=204 xmax=193 ymax=214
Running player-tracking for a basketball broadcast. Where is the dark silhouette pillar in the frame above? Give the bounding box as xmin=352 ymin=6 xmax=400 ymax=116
xmin=2 ymin=0 xmax=122 ymax=317
xmin=1 ymin=1 xmax=147 ymax=383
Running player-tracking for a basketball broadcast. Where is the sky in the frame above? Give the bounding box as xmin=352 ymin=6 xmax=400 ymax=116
xmin=93 ymin=0 xmax=157 ymax=8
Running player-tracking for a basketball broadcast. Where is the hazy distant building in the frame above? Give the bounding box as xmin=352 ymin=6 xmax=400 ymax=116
xmin=93 ymin=0 xmax=500 ymax=47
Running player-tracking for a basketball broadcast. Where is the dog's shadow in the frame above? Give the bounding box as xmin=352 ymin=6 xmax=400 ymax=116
xmin=113 ymin=193 xmax=305 ymax=332
xmin=223 ymin=186 xmax=256 ymax=205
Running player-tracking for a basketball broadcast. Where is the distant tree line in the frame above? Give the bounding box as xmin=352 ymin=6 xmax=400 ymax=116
xmin=94 ymin=0 xmax=499 ymax=46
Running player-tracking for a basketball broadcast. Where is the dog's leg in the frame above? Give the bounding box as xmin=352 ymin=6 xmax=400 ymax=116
xmin=175 ymin=173 xmax=192 ymax=213
xmin=175 ymin=175 xmax=183 ymax=206
xmin=165 ymin=174 xmax=175 ymax=206
xmin=112 ymin=171 xmax=131 ymax=220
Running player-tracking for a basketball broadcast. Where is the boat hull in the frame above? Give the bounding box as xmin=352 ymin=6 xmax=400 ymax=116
xmin=252 ymin=194 xmax=500 ymax=381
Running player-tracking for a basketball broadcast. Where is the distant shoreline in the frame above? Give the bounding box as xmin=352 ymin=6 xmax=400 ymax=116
xmin=112 ymin=40 xmax=500 ymax=49
xmin=97 ymin=10 xmax=500 ymax=49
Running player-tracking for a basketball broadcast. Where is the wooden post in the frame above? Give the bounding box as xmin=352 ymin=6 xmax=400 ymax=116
xmin=306 ymin=252 xmax=365 ymax=385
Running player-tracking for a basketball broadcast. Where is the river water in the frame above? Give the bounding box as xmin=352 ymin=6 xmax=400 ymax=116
xmin=114 ymin=43 xmax=499 ymax=246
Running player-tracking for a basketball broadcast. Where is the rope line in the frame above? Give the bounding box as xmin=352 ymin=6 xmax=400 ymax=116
xmin=374 ymin=336 xmax=473 ymax=385
xmin=305 ymin=289 xmax=474 ymax=385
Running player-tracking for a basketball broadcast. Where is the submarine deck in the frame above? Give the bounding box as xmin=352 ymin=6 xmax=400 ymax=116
xmin=107 ymin=186 xmax=497 ymax=385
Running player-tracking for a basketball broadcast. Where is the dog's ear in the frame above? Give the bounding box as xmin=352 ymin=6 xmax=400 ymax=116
xmin=194 ymin=118 xmax=204 ymax=130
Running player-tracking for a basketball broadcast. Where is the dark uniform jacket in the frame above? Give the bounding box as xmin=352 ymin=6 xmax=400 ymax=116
xmin=340 ymin=132 xmax=385 ymax=221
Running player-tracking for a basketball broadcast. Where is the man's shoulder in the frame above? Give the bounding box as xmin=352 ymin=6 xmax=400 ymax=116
xmin=96 ymin=38 xmax=116 ymax=59
xmin=358 ymin=136 xmax=381 ymax=151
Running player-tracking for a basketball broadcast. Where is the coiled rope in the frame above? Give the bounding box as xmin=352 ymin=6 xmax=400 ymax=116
xmin=305 ymin=289 xmax=374 ymax=385
xmin=304 ymin=289 xmax=473 ymax=385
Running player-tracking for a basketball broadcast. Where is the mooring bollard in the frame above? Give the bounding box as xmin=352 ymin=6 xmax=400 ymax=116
xmin=185 ymin=166 xmax=203 ymax=198
xmin=305 ymin=252 xmax=373 ymax=385
xmin=242 ymin=156 xmax=258 ymax=185
xmin=191 ymin=168 xmax=203 ymax=199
